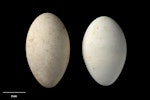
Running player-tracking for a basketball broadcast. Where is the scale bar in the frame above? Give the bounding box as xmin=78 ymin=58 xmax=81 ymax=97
xmin=2 ymin=91 xmax=26 ymax=94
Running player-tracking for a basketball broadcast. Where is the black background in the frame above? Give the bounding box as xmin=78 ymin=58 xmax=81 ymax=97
xmin=0 ymin=0 xmax=148 ymax=99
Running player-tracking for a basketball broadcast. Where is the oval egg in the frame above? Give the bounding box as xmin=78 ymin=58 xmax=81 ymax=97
xmin=82 ymin=16 xmax=127 ymax=86
xmin=26 ymin=13 xmax=70 ymax=88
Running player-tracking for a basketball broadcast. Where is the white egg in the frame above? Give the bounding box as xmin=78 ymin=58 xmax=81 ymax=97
xmin=26 ymin=13 xmax=70 ymax=88
xmin=82 ymin=16 xmax=127 ymax=86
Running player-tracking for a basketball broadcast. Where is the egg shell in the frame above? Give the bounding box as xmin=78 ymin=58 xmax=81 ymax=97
xmin=82 ymin=16 xmax=127 ymax=86
xmin=26 ymin=13 xmax=70 ymax=88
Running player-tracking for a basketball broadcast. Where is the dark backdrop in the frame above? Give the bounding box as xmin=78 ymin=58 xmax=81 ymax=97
xmin=0 ymin=0 xmax=148 ymax=99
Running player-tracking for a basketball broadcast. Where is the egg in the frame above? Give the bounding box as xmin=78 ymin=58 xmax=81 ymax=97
xmin=26 ymin=13 xmax=70 ymax=88
xmin=82 ymin=16 xmax=127 ymax=86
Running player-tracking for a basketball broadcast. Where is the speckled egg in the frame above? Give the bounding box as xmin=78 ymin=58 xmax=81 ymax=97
xmin=26 ymin=13 xmax=70 ymax=88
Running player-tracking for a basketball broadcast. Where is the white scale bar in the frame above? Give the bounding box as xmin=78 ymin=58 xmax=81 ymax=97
xmin=2 ymin=91 xmax=26 ymax=93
